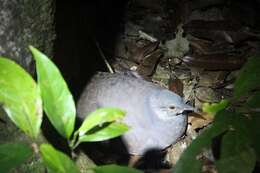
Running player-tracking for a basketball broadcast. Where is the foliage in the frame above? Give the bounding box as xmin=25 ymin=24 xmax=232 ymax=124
xmin=40 ymin=144 xmax=80 ymax=173
xmin=234 ymin=57 xmax=260 ymax=99
xmin=75 ymin=108 xmax=128 ymax=143
xmin=30 ymin=46 xmax=76 ymax=139
xmin=202 ymin=99 xmax=229 ymax=116
xmin=0 ymin=143 xmax=33 ymax=173
xmin=0 ymin=57 xmax=42 ymax=139
xmin=175 ymin=56 xmax=260 ymax=173
xmin=0 ymin=46 xmax=135 ymax=173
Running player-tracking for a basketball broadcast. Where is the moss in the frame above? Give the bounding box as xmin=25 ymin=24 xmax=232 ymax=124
xmin=0 ymin=0 xmax=55 ymax=74
xmin=9 ymin=155 xmax=45 ymax=173
xmin=0 ymin=1 xmax=55 ymax=172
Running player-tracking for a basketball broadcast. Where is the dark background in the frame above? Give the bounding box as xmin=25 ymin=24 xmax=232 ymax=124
xmin=54 ymin=0 xmax=128 ymax=99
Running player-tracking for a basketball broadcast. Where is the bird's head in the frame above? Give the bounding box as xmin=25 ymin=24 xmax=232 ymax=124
xmin=149 ymin=89 xmax=194 ymax=120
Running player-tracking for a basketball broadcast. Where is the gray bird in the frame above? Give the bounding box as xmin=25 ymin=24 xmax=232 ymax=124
xmin=77 ymin=72 xmax=194 ymax=156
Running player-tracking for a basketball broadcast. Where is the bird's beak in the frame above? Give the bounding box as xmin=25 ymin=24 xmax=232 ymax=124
xmin=182 ymin=104 xmax=196 ymax=114
xmin=184 ymin=104 xmax=195 ymax=111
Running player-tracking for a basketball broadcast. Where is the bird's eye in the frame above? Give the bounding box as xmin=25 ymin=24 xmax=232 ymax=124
xmin=169 ymin=106 xmax=175 ymax=110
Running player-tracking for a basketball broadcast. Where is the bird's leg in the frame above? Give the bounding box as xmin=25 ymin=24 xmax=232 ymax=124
xmin=128 ymin=155 xmax=141 ymax=167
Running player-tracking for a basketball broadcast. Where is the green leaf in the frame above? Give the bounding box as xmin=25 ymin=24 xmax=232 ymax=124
xmin=249 ymin=114 xmax=260 ymax=157
xmin=40 ymin=144 xmax=80 ymax=173
xmin=234 ymin=56 xmax=260 ymax=99
xmin=202 ymin=100 xmax=229 ymax=116
xmin=175 ymin=110 xmax=256 ymax=173
xmin=0 ymin=143 xmax=33 ymax=173
xmin=174 ymin=110 xmax=232 ymax=173
xmin=79 ymin=122 xmax=128 ymax=142
xmin=0 ymin=57 xmax=42 ymax=138
xmin=244 ymin=91 xmax=260 ymax=109
xmin=30 ymin=46 xmax=75 ymax=139
xmin=93 ymin=164 xmax=142 ymax=173
xmin=215 ymin=112 xmax=256 ymax=173
xmin=77 ymin=108 xmax=126 ymax=136
xmin=216 ymin=131 xmax=256 ymax=173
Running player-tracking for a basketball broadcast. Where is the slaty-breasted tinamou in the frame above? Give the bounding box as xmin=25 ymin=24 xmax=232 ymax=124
xmin=77 ymin=72 xmax=194 ymax=155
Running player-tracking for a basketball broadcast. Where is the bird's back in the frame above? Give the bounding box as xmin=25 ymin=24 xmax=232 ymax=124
xmin=77 ymin=72 xmax=188 ymax=155
xmin=77 ymin=72 xmax=158 ymax=120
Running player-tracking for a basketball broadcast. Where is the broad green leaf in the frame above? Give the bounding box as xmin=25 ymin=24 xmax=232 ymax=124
xmin=244 ymin=91 xmax=260 ymax=108
xmin=175 ymin=110 xmax=255 ymax=173
xmin=174 ymin=110 xmax=233 ymax=173
xmin=0 ymin=143 xmax=33 ymax=173
xmin=0 ymin=57 xmax=42 ymax=138
xmin=216 ymin=131 xmax=256 ymax=173
xmin=202 ymin=100 xmax=229 ymax=116
xmin=249 ymin=114 xmax=260 ymax=157
xmin=215 ymin=112 xmax=256 ymax=173
xmin=234 ymin=56 xmax=260 ymax=99
xmin=79 ymin=122 xmax=128 ymax=142
xmin=93 ymin=164 xmax=142 ymax=173
xmin=40 ymin=144 xmax=80 ymax=173
xmin=216 ymin=148 xmax=255 ymax=173
xmin=77 ymin=108 xmax=126 ymax=136
xmin=30 ymin=46 xmax=75 ymax=139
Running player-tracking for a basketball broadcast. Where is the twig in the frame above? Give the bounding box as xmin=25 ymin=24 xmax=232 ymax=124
xmin=138 ymin=30 xmax=158 ymax=42
xmin=94 ymin=40 xmax=114 ymax=74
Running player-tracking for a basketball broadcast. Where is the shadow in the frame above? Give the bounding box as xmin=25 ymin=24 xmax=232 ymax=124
xmin=76 ymin=114 xmax=171 ymax=169
xmin=74 ymin=116 xmax=129 ymax=164
xmin=132 ymin=149 xmax=170 ymax=170
xmin=78 ymin=136 xmax=130 ymax=165
xmin=78 ymin=134 xmax=171 ymax=170
xmin=54 ymin=0 xmax=128 ymax=99
xmin=41 ymin=115 xmax=71 ymax=155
